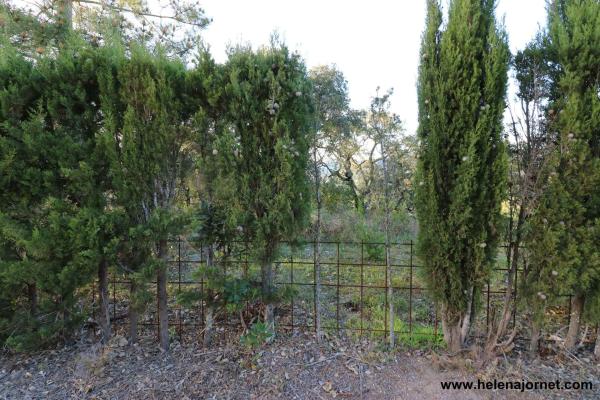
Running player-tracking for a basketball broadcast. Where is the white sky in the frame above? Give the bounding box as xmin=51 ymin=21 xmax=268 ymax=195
xmin=199 ymin=0 xmax=548 ymax=135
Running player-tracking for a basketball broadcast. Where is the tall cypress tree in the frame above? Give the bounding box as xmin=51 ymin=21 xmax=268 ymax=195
xmin=524 ymin=0 xmax=600 ymax=352
xmin=100 ymin=45 xmax=195 ymax=351
xmin=415 ymin=0 xmax=509 ymax=352
xmin=223 ymin=40 xmax=314 ymax=329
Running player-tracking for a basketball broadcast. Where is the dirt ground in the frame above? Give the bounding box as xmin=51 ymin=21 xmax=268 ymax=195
xmin=1 ymin=331 xmax=599 ymax=399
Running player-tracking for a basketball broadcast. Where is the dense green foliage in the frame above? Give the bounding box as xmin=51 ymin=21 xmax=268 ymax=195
xmin=0 ymin=36 xmax=116 ymax=349
xmin=221 ymin=42 xmax=314 ymax=326
xmin=415 ymin=0 xmax=509 ymax=350
xmin=1 ymin=0 xmax=599 ymax=357
xmin=524 ymin=0 xmax=600 ymax=334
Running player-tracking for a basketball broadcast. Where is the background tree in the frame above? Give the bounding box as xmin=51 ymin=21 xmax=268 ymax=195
xmin=415 ymin=0 xmax=509 ymax=352
xmin=308 ymin=64 xmax=353 ymax=341
xmin=506 ymin=33 xmax=558 ymax=353
xmin=524 ymin=0 xmax=600 ymax=353
xmin=1 ymin=0 xmax=210 ymax=59
xmin=366 ymin=88 xmax=403 ymax=347
xmin=223 ymin=40 xmax=314 ymax=329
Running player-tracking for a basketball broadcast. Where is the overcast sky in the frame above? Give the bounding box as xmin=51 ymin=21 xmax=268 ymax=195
xmin=198 ymin=0 xmax=548 ymax=135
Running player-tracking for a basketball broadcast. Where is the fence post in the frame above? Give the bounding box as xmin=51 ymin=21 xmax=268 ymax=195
xmin=360 ymin=241 xmax=364 ymax=337
xmin=313 ymin=241 xmax=317 ymax=333
xmin=291 ymin=251 xmax=294 ymax=331
xmin=336 ymin=242 xmax=340 ymax=334
xmin=409 ymin=240 xmax=413 ymax=338
xmin=178 ymin=237 xmax=182 ymax=342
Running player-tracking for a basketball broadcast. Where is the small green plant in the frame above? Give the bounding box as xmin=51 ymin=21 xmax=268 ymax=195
xmin=240 ymin=321 xmax=274 ymax=348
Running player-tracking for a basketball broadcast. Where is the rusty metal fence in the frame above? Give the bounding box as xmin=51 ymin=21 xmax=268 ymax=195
xmin=94 ymin=238 xmax=571 ymax=345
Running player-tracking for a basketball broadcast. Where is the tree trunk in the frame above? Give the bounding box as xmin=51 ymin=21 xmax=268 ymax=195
xmin=314 ymin=148 xmax=323 ymax=342
xmin=565 ymin=294 xmax=584 ymax=351
xmin=203 ymin=244 xmax=215 ymax=345
xmin=203 ymin=306 xmax=214 ymax=346
xmin=594 ymin=325 xmax=600 ymax=360
xmin=530 ymin=320 xmax=541 ymax=354
xmin=58 ymin=0 xmax=73 ymax=29
xmin=98 ymin=258 xmax=111 ymax=343
xmin=460 ymin=287 xmax=474 ymax=343
xmin=442 ymin=316 xmax=463 ymax=353
xmin=129 ymin=281 xmax=138 ymax=344
xmin=381 ymin=141 xmax=394 ymax=348
xmin=157 ymin=239 xmax=169 ymax=351
xmin=261 ymin=259 xmax=274 ymax=331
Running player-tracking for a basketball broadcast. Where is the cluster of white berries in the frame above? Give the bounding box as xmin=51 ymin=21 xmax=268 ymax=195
xmin=551 ymin=270 xmax=558 ymax=276
xmin=462 ymin=156 xmax=469 ymax=162
xmin=266 ymin=99 xmax=279 ymax=115
xmin=212 ymin=149 xmax=218 ymax=156
xmin=295 ymin=91 xmax=302 ymax=97
xmin=478 ymin=242 xmax=486 ymax=248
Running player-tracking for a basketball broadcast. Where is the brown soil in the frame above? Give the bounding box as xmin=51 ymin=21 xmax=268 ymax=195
xmin=1 ymin=331 xmax=598 ymax=399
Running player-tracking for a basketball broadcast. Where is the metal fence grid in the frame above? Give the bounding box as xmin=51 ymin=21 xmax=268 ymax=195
xmin=93 ymin=238 xmax=572 ymax=345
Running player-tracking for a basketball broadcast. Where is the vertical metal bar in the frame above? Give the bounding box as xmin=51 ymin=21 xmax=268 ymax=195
xmin=313 ymin=241 xmax=317 ymax=332
xmin=486 ymin=280 xmax=491 ymax=333
xmin=336 ymin=242 xmax=340 ymax=334
xmin=200 ymin=242 xmax=204 ymax=329
xmin=384 ymin=243 xmax=388 ymax=341
xmin=178 ymin=237 xmax=182 ymax=342
xmin=92 ymin=280 xmax=96 ymax=319
xmin=434 ymin=307 xmax=439 ymax=343
xmin=290 ymin=252 xmax=294 ymax=331
xmin=156 ymin=268 xmax=159 ymax=340
xmin=242 ymin=241 xmax=249 ymax=332
xmin=568 ymin=294 xmax=572 ymax=327
xmin=360 ymin=241 xmax=364 ymax=336
xmin=513 ymin=248 xmax=518 ymax=328
xmin=113 ymin=274 xmax=116 ymax=321
xmin=409 ymin=241 xmax=413 ymax=337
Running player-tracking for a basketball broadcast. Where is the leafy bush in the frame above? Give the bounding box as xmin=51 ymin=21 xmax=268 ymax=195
xmin=240 ymin=321 xmax=274 ymax=348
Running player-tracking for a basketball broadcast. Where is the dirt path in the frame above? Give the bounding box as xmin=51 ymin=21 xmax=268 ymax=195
xmin=0 ymin=332 xmax=594 ymax=399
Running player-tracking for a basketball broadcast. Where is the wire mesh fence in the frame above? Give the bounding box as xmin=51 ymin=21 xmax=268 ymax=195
xmin=93 ymin=238 xmax=572 ymax=346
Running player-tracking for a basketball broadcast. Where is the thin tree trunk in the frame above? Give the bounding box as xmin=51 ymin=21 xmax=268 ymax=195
xmin=565 ymin=294 xmax=584 ymax=351
xmin=203 ymin=306 xmax=214 ymax=347
xmin=129 ymin=281 xmax=138 ymax=344
xmin=483 ymin=206 xmax=525 ymax=360
xmin=157 ymin=239 xmax=169 ymax=351
xmin=98 ymin=258 xmax=111 ymax=343
xmin=58 ymin=0 xmax=73 ymax=29
xmin=381 ymin=141 xmax=394 ymax=348
xmin=314 ymin=148 xmax=323 ymax=342
xmin=203 ymin=244 xmax=215 ymax=346
xmin=530 ymin=320 xmax=541 ymax=353
xmin=594 ymin=325 xmax=600 ymax=360
xmin=261 ymin=258 xmax=274 ymax=331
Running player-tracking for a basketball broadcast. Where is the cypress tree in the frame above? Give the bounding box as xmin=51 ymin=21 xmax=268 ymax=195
xmin=223 ymin=40 xmax=314 ymax=329
xmin=415 ymin=0 xmax=509 ymax=352
xmin=0 ymin=36 xmax=109 ymax=349
xmin=100 ymin=45 xmax=195 ymax=351
xmin=524 ymin=0 xmax=600 ymax=352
